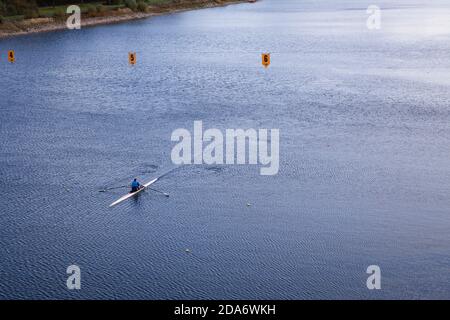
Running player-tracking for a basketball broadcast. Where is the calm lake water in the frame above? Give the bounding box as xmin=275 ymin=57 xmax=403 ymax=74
xmin=1 ymin=0 xmax=450 ymax=299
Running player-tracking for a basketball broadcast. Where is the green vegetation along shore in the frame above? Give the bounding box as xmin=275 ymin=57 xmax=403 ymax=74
xmin=0 ymin=0 xmax=248 ymax=38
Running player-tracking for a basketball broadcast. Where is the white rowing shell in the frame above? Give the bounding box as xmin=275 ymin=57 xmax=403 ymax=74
xmin=109 ymin=178 xmax=158 ymax=207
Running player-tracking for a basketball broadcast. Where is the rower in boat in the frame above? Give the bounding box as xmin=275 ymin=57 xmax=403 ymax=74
xmin=130 ymin=178 xmax=142 ymax=193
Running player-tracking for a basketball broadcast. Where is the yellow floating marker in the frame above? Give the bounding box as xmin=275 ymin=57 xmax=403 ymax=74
xmin=128 ymin=52 xmax=136 ymax=65
xmin=8 ymin=50 xmax=15 ymax=63
xmin=262 ymin=53 xmax=270 ymax=68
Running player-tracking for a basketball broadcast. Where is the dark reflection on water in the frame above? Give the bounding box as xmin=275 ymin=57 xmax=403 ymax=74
xmin=1 ymin=0 xmax=450 ymax=299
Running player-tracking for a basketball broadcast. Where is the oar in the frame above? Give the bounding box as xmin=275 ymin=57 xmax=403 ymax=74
xmin=98 ymin=185 xmax=128 ymax=192
xmin=147 ymin=187 xmax=169 ymax=197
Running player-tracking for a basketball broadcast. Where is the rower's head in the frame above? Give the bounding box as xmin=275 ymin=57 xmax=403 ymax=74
xmin=133 ymin=178 xmax=137 ymax=181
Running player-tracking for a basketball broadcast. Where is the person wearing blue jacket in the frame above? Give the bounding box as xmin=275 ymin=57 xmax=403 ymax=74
xmin=131 ymin=178 xmax=141 ymax=192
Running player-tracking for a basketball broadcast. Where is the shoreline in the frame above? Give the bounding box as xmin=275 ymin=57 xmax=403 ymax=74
xmin=0 ymin=0 xmax=248 ymax=39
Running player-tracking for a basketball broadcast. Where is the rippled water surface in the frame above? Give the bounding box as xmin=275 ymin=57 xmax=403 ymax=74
xmin=1 ymin=0 xmax=450 ymax=299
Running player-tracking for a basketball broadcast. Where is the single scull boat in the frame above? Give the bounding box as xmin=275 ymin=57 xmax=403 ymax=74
xmin=109 ymin=178 xmax=158 ymax=207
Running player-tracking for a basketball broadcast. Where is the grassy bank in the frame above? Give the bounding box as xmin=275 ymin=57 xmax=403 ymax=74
xmin=0 ymin=0 xmax=248 ymax=38
xmin=0 ymin=1 xmax=176 ymax=19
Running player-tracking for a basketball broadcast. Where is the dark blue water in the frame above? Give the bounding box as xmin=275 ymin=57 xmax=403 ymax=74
xmin=1 ymin=0 xmax=450 ymax=299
